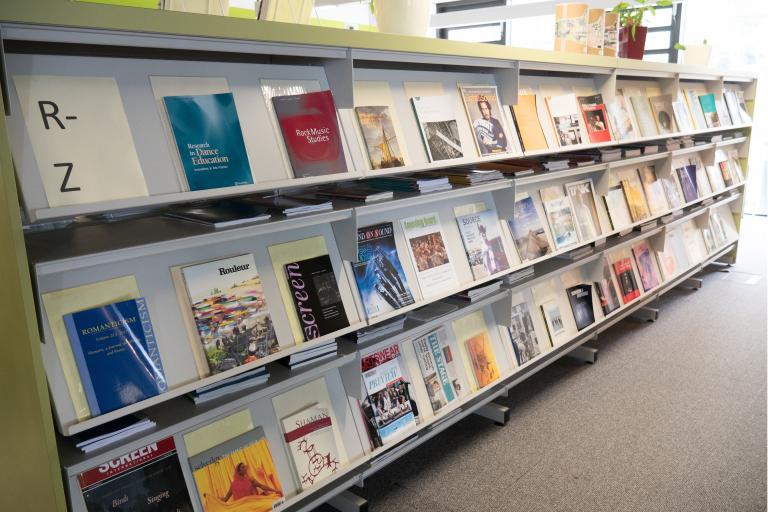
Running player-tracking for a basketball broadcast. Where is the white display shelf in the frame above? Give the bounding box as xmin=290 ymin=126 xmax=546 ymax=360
xmin=62 ymin=321 xmax=365 ymax=437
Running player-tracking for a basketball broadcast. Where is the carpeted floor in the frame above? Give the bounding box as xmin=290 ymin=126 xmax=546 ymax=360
xmin=322 ymin=214 xmax=767 ymax=512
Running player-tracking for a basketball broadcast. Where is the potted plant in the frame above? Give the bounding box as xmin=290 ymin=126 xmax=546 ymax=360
xmin=612 ymin=0 xmax=672 ymax=60
xmin=371 ymin=0 xmax=432 ymax=37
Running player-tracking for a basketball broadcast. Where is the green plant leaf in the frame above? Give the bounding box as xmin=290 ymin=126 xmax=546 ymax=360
xmin=657 ymin=0 xmax=673 ymax=6
xmin=631 ymin=21 xmax=637 ymax=40
xmin=674 ymin=42 xmax=686 ymax=50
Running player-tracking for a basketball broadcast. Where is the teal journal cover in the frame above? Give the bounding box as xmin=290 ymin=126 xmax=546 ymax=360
xmin=163 ymin=92 xmax=254 ymax=191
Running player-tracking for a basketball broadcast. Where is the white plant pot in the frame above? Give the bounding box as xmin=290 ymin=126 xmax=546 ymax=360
xmin=374 ymin=0 xmax=432 ymax=36
xmin=682 ymin=44 xmax=712 ymax=66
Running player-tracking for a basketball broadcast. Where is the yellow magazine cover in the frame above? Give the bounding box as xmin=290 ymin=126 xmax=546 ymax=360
xmin=41 ymin=275 xmax=141 ymax=421
xmin=512 ymin=94 xmax=549 ymax=151
xmin=452 ymin=310 xmax=500 ymax=391
xmin=190 ymin=429 xmax=283 ymax=512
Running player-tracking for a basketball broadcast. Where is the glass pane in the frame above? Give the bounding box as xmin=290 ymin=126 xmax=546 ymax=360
xmin=645 ymin=30 xmax=672 ymax=51
xmin=507 ymin=14 xmax=556 ymax=50
xmin=446 ymin=24 xmax=504 ymax=43
xmin=643 ymin=53 xmax=671 ymax=63
xmin=645 ymin=8 xmax=673 ymax=28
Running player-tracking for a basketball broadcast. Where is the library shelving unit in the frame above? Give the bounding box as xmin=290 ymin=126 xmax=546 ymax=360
xmin=0 ymin=2 xmax=757 ymax=511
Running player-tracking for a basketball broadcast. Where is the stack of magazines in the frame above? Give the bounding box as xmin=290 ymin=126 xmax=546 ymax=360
xmin=188 ymin=366 xmax=270 ymax=404
xmin=475 ymin=161 xmax=535 ymax=176
xmin=350 ymin=315 xmax=406 ymax=344
xmin=314 ymin=184 xmax=393 ymax=203
xmin=366 ymin=175 xmax=452 ymax=194
xmin=281 ymin=340 xmax=338 ymax=370
xmin=455 ymin=280 xmax=503 ymax=301
xmin=503 ymin=266 xmax=535 ymax=285
xmin=424 ymin=168 xmax=504 ymax=185
xmin=165 ymin=200 xmax=272 ymax=228
xmin=680 ymin=135 xmax=695 ymax=147
xmin=72 ymin=413 xmax=156 ymax=453
xmin=245 ymin=195 xmax=333 ymax=216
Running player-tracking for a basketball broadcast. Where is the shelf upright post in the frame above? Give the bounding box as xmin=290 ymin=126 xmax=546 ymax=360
xmin=323 ymin=48 xmax=355 ymax=109
xmin=0 ymin=89 xmax=67 ymax=510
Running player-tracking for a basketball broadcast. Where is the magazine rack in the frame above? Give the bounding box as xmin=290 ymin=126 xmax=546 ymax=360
xmin=0 ymin=1 xmax=756 ymax=511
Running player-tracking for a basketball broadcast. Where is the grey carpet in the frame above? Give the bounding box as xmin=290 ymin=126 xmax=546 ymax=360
xmin=320 ymin=215 xmax=768 ymax=512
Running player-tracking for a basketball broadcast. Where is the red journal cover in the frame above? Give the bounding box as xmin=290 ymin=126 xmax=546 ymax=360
xmin=612 ymin=257 xmax=641 ymax=304
xmin=272 ymin=90 xmax=348 ymax=178
xmin=578 ymin=94 xmax=612 ymax=143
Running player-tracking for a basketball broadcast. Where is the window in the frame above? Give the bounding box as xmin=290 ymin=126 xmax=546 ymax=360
xmin=642 ymin=3 xmax=684 ymax=63
xmin=437 ymin=0 xmax=507 ymax=45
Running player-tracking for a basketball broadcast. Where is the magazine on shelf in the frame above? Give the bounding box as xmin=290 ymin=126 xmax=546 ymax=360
xmin=13 ymin=75 xmax=149 ymax=208
xmin=165 ymin=201 xmax=271 ymax=228
xmin=539 ymin=185 xmax=580 ymax=250
xmin=612 ymin=256 xmax=641 ymax=304
xmin=735 ymin=90 xmax=752 ymax=124
xmin=629 ymin=94 xmax=658 ymax=137
xmin=565 ymin=178 xmax=602 ymax=241
xmin=455 ymin=208 xmax=510 ymax=279
xmin=284 ymin=254 xmax=350 ymax=341
xmin=631 ymin=241 xmax=662 ymax=292
xmin=727 ymin=149 xmax=746 ymax=182
xmin=638 ymin=166 xmax=670 ymax=216
xmin=603 ymin=11 xmax=619 ymax=56
xmin=188 ymin=426 xmax=284 ymax=512
xmin=63 ymin=297 xmax=167 ymax=416
xmin=509 ymin=193 xmax=553 ymax=262
xmin=163 ymin=92 xmax=254 ymax=191
xmin=361 ymin=343 xmax=417 ymax=444
xmin=355 ymin=106 xmax=406 ymax=170
xmin=697 ymin=93 xmax=720 ymax=128
xmin=77 ymin=437 xmax=193 ymax=512
xmin=690 ymin=155 xmax=713 ymax=197
xmin=412 ymin=327 xmax=466 ymax=413
xmin=401 ymin=212 xmax=459 ymax=297
xmin=683 ymin=89 xmax=708 ymax=130
xmin=453 ymin=310 xmax=500 ymax=390
xmin=613 ymin=167 xmax=650 ymax=223
xmin=586 ymin=8 xmax=605 ymax=55
xmin=511 ymin=94 xmax=549 ymax=151
xmin=723 ymin=90 xmax=744 ymax=125
xmin=705 ymin=158 xmax=727 ymax=192
xmin=577 ymin=94 xmax=612 ymax=143
xmin=352 ymin=222 xmax=415 ymax=319
xmin=672 ymin=94 xmax=695 ymax=133
xmin=411 ymin=95 xmax=464 ymax=161
xmin=674 ymin=163 xmax=699 ymax=203
xmin=314 ymin=184 xmax=393 ymax=203
xmin=272 ymin=90 xmax=348 ymax=178
xmin=714 ymin=96 xmax=733 ymax=127
xmin=459 ymin=85 xmax=512 ymax=155
xmin=508 ymin=299 xmax=548 ymax=365
xmin=656 ymin=228 xmax=691 ymax=280
xmin=540 ymin=299 xmax=567 ymax=344
xmin=176 ymin=253 xmax=278 ymax=377
xmin=660 ymin=175 xmax=684 ymax=210
xmin=545 ymin=93 xmax=584 ymax=147
xmin=648 ymin=95 xmax=678 ymax=135
xmin=280 ymin=403 xmax=342 ymax=490
xmin=554 ymin=2 xmax=588 ymax=53
xmin=606 ymin=95 xmax=638 ymax=141
xmin=566 ymin=284 xmax=595 ymax=331
xmin=603 ymin=185 xmax=633 ymax=231
xmin=594 ymin=261 xmax=621 ymax=315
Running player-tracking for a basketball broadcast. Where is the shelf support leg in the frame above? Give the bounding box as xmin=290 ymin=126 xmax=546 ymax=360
xmin=326 ymin=489 xmax=368 ymax=512
xmin=473 ymin=401 xmax=510 ymax=426
xmin=631 ymin=306 xmax=659 ymax=322
xmin=676 ymin=277 xmax=703 ymax=290
xmin=566 ymin=345 xmax=598 ymax=364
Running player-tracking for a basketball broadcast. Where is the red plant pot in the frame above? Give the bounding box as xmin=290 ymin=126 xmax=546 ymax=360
xmin=619 ymin=25 xmax=648 ymax=60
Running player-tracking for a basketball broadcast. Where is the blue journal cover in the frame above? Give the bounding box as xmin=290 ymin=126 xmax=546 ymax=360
xmin=163 ymin=92 xmax=254 ymax=191
xmin=64 ymin=298 xmax=168 ymax=416
xmin=352 ymin=222 xmax=414 ymax=319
